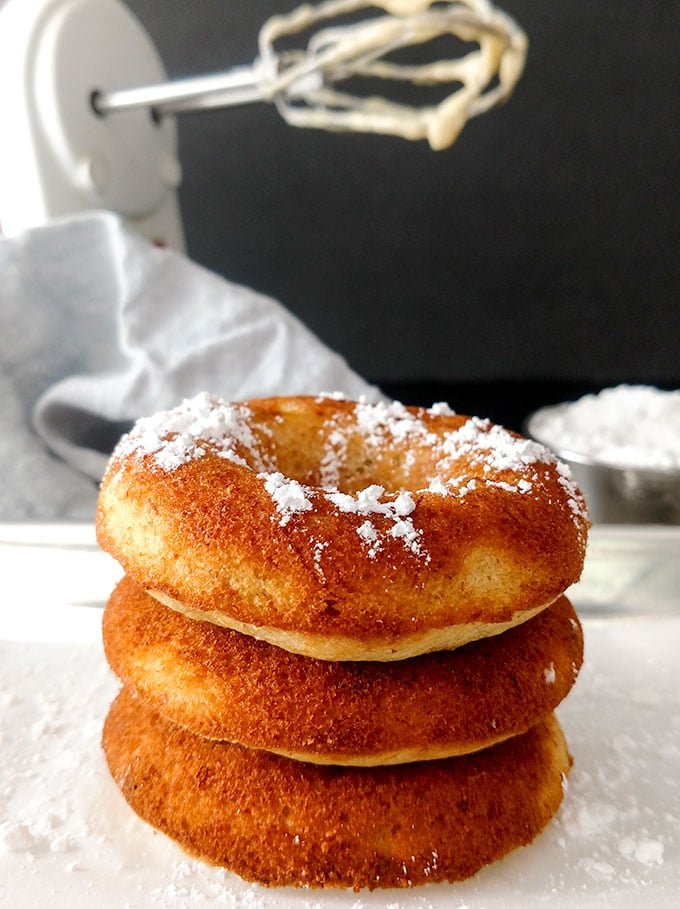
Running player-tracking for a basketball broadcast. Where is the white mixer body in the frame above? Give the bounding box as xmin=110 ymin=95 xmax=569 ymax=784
xmin=0 ymin=0 xmax=185 ymax=249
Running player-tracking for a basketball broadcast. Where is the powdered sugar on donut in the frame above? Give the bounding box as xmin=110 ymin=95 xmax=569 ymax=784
xmin=326 ymin=485 xmax=415 ymax=518
xmin=110 ymin=393 xmax=587 ymax=559
xmin=318 ymin=428 xmax=349 ymax=488
xmin=430 ymin=417 xmax=585 ymax=522
xmin=326 ymin=485 xmax=425 ymax=557
xmin=262 ymin=472 xmax=313 ymax=525
xmin=436 ymin=417 xmax=551 ymax=473
xmin=353 ymin=399 xmax=440 ymax=474
xmin=114 ymin=392 xmax=269 ymax=472
xmin=354 ymin=399 xmax=437 ymax=446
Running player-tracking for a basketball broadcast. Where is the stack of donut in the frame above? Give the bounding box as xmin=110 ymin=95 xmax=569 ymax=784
xmin=96 ymin=393 xmax=589 ymax=890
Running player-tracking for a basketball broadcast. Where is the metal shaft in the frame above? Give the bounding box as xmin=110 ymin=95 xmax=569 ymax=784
xmin=93 ymin=66 xmax=265 ymax=116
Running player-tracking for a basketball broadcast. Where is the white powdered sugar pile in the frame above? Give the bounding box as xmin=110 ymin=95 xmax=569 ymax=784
xmin=531 ymin=385 xmax=680 ymax=470
xmin=112 ymin=393 xmax=585 ymax=561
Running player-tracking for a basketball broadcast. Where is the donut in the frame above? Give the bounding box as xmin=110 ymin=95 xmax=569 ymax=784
xmin=96 ymin=394 xmax=588 ymax=661
xmin=102 ymin=687 xmax=572 ymax=890
xmin=103 ymin=575 xmax=583 ymax=766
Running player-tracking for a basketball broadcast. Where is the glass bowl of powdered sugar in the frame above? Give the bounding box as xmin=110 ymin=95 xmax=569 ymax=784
xmin=527 ymin=385 xmax=680 ymax=524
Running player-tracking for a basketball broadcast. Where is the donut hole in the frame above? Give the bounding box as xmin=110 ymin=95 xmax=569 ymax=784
xmin=255 ymin=415 xmax=443 ymax=495
xmin=223 ymin=398 xmax=460 ymax=498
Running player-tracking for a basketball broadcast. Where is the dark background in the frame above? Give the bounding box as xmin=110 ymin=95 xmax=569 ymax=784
xmin=126 ymin=1 xmax=678 ymax=428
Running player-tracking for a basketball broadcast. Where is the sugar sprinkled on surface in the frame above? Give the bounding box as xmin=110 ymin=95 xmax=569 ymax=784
xmin=547 ymin=616 xmax=680 ymax=898
xmin=3 ymin=613 xmax=680 ymax=905
xmin=0 ymin=821 xmax=40 ymax=852
xmin=633 ymin=839 xmax=665 ymax=866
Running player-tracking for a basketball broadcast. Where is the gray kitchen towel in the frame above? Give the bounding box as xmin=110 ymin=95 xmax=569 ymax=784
xmin=0 ymin=212 xmax=380 ymax=520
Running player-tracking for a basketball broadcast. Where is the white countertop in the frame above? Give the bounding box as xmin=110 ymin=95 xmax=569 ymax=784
xmin=1 ymin=524 xmax=679 ymax=907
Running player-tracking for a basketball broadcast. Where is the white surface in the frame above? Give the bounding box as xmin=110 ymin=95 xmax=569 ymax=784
xmin=1 ymin=525 xmax=679 ymax=907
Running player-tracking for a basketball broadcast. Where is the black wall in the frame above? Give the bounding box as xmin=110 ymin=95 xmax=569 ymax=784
xmin=126 ymin=1 xmax=679 ymax=394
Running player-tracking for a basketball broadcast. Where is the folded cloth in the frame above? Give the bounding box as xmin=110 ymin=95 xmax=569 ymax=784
xmin=0 ymin=212 xmax=381 ymax=520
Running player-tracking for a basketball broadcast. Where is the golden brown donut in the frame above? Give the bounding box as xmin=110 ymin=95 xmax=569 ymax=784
xmin=102 ymin=688 xmax=572 ymax=890
xmin=103 ymin=575 xmax=583 ymax=765
xmin=96 ymin=394 xmax=589 ymax=660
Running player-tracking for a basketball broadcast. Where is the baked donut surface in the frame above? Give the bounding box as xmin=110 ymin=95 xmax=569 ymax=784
xmin=103 ymin=575 xmax=583 ymax=765
xmin=96 ymin=394 xmax=589 ymax=660
xmin=102 ymin=688 xmax=572 ymax=890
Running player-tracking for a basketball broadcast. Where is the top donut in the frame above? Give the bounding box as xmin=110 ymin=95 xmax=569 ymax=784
xmin=96 ymin=393 xmax=589 ymax=661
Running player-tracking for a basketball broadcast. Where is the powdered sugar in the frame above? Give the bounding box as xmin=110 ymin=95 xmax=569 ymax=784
xmin=427 ymin=419 xmax=585 ymax=523
xmin=617 ymin=836 xmax=665 ymax=866
xmin=429 ymin=402 xmax=456 ymax=416
xmin=387 ymin=517 xmax=424 ymax=553
xmin=318 ymin=427 xmax=349 ymax=488
xmin=325 ymin=486 xmax=425 ymax=556
xmin=114 ymin=392 xmax=267 ymax=472
xmin=357 ymin=519 xmax=379 ymax=547
xmin=326 ymin=485 xmax=416 ymax=518
xmin=547 ymin=615 xmax=680 ymax=898
xmin=0 ymin=821 xmax=39 ymax=851
xmin=436 ymin=418 xmax=553 ymax=474
xmin=354 ymin=399 xmax=437 ymax=446
xmin=262 ymin=472 xmax=313 ymax=525
xmin=530 ymin=385 xmax=680 ymax=470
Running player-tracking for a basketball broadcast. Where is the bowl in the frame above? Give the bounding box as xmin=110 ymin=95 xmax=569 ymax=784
xmin=527 ymin=401 xmax=680 ymax=525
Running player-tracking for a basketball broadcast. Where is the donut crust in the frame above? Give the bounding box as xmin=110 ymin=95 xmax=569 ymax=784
xmin=103 ymin=576 xmax=583 ymax=765
xmin=102 ymin=688 xmax=572 ymax=891
xmin=96 ymin=395 xmax=589 ymax=660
